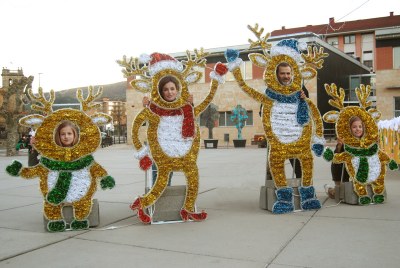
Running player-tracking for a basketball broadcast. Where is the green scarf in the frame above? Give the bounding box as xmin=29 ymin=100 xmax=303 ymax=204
xmin=41 ymin=155 xmax=94 ymax=205
xmin=344 ymin=143 xmax=378 ymax=183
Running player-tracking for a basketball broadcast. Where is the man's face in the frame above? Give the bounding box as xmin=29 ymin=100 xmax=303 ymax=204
xmin=277 ymin=65 xmax=292 ymax=86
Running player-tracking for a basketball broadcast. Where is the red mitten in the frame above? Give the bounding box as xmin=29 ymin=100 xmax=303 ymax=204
xmin=215 ymin=62 xmax=228 ymax=75
xmin=139 ymin=155 xmax=153 ymax=170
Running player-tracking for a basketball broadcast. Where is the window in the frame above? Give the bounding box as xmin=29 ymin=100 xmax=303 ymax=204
xmin=218 ymin=111 xmax=253 ymax=126
xmin=344 ymin=35 xmax=355 ymax=44
xmin=394 ymin=47 xmax=400 ymax=69
xmin=363 ymin=60 xmax=373 ymax=68
xmin=395 ymin=97 xmax=400 ymax=117
xmin=346 ymin=52 xmax=355 ymax=57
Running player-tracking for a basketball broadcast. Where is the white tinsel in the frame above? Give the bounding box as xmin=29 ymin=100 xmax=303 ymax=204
xmin=92 ymin=114 xmax=109 ymax=125
xmin=149 ymin=61 xmax=183 ymax=77
xmin=134 ymin=145 xmax=149 ymax=159
xmin=270 ymin=46 xmax=303 ymax=63
xmin=270 ymin=102 xmax=303 ymax=144
xmin=351 ymin=154 xmax=381 ymax=183
xmin=325 ymin=113 xmax=339 ymax=122
xmin=157 ymin=115 xmax=193 ymax=157
xmin=139 ymin=54 xmax=151 ymax=64
xmin=47 ymin=168 xmax=91 ymax=203
xmin=378 ymin=116 xmax=400 ymax=131
xmin=185 ymin=72 xmax=200 ymax=84
xmin=209 ymin=71 xmax=225 ymax=84
xmin=312 ymin=135 xmax=326 ymax=145
xmin=25 ymin=117 xmax=44 ymax=126
xmin=227 ymin=58 xmax=243 ymax=71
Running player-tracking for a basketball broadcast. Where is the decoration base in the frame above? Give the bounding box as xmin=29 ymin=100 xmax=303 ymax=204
xmin=334 ymin=182 xmax=387 ymax=205
xmin=233 ymin=139 xmax=246 ymax=148
xmin=148 ymin=185 xmax=187 ymax=223
xmin=259 ymin=179 xmax=301 ymax=211
xmin=204 ymin=139 xmax=218 ymax=149
xmin=43 ymin=199 xmax=99 ymax=229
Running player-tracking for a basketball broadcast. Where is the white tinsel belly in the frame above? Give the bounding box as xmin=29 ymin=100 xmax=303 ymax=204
xmin=351 ymin=154 xmax=381 ymax=183
xmin=271 ymin=102 xmax=303 ymax=144
xmin=47 ymin=168 xmax=92 ymax=203
xmin=158 ymin=115 xmax=193 ymax=157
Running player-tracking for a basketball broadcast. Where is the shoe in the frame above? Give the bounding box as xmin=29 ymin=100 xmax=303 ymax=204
xmin=180 ymin=209 xmax=207 ymax=221
xmin=324 ymin=184 xmax=335 ymax=199
xmin=130 ymin=197 xmax=151 ymax=224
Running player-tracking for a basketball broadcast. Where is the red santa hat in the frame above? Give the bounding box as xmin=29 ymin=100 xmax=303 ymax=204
xmin=140 ymin=52 xmax=183 ymax=76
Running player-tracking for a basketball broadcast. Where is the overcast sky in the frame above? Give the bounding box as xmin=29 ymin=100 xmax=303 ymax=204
xmin=1 ymin=0 xmax=398 ymax=91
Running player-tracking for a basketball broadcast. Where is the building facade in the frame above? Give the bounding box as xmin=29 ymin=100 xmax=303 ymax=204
xmin=125 ymin=34 xmax=370 ymax=146
xmin=271 ymin=12 xmax=400 ymax=120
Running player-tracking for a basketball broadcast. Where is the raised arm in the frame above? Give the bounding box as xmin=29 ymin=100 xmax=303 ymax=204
xmin=231 ymin=68 xmax=268 ymax=103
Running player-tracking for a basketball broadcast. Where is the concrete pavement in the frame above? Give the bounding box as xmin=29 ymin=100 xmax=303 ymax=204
xmin=1 ymin=144 xmax=399 ymax=268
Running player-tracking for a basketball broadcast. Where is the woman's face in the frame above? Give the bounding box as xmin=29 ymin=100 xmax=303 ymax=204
xmin=350 ymin=120 xmax=364 ymax=138
xmin=59 ymin=126 xmax=75 ymax=147
xmin=161 ymin=81 xmax=178 ymax=102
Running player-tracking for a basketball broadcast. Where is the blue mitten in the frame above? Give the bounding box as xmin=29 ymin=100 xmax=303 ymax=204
xmin=312 ymin=144 xmax=324 ymax=157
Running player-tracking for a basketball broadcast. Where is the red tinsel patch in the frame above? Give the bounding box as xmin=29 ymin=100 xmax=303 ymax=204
xmin=215 ymin=62 xmax=228 ymax=75
xmin=139 ymin=156 xmax=152 ymax=170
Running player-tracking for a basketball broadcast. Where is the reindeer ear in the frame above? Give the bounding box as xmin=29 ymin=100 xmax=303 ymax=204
xmin=185 ymin=71 xmax=202 ymax=84
xmin=91 ymin=113 xmax=112 ymax=126
xmin=248 ymin=53 xmax=269 ymax=68
xmin=130 ymin=79 xmax=152 ymax=93
xmin=301 ymin=66 xmax=317 ymax=80
xmin=323 ymin=111 xmax=339 ymax=123
xmin=368 ymin=108 xmax=381 ymax=121
xmin=19 ymin=115 xmax=45 ymax=128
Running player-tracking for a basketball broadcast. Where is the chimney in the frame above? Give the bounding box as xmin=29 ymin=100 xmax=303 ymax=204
xmin=390 ymin=12 xmax=394 ymax=16
xmin=281 ymin=26 xmax=286 ymax=30
xmin=329 ymin=17 xmax=335 ymax=25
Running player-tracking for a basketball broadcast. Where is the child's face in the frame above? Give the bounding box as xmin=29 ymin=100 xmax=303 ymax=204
xmin=350 ymin=120 xmax=364 ymax=138
xmin=161 ymin=81 xmax=178 ymax=102
xmin=59 ymin=126 xmax=75 ymax=147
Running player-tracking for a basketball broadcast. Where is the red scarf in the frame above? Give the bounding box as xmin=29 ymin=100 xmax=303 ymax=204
xmin=149 ymin=103 xmax=195 ymax=138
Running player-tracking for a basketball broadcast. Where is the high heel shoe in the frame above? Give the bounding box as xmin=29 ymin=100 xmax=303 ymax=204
xmin=130 ymin=197 xmax=151 ymax=224
xmin=180 ymin=208 xmax=207 ymax=222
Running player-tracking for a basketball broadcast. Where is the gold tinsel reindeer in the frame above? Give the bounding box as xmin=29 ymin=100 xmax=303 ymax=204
xmin=323 ymin=83 xmax=398 ymax=205
xmin=6 ymin=87 xmax=115 ymax=232
xmin=224 ymin=24 xmax=328 ymax=214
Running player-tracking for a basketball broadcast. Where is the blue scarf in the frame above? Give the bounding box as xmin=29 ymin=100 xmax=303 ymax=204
xmin=265 ymin=88 xmax=309 ymax=125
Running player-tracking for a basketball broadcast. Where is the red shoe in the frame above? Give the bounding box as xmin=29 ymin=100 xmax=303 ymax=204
xmin=130 ymin=197 xmax=141 ymax=211
xmin=180 ymin=209 xmax=207 ymax=222
xmin=130 ymin=197 xmax=151 ymax=224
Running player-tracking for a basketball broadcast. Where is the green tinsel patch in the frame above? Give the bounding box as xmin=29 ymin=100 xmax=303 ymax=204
xmin=6 ymin=160 xmax=23 ymax=176
xmin=100 ymin=176 xmax=115 ymax=189
xmin=389 ymin=160 xmax=399 ymax=170
xmin=345 ymin=143 xmax=378 ymax=157
xmin=46 ymin=172 xmax=72 ymax=205
xmin=47 ymin=220 xmax=66 ymax=232
xmin=359 ymin=196 xmax=371 ymax=205
xmin=71 ymin=219 xmax=89 ymax=230
xmin=41 ymin=155 xmax=94 ymax=171
xmin=373 ymin=194 xmax=385 ymax=204
xmin=355 ymin=157 xmax=369 ymax=183
xmin=323 ymin=148 xmax=334 ymax=161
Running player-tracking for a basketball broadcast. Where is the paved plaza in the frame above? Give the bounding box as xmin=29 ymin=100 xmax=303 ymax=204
xmin=1 ymin=144 xmax=399 ymax=268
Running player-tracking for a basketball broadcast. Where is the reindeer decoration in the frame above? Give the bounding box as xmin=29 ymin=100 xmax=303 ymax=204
xmin=323 ymin=84 xmax=398 ymax=205
xmin=6 ymin=87 xmax=115 ymax=232
xmin=225 ymin=24 xmax=328 ymax=214
xmin=117 ymin=49 xmax=227 ymax=224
